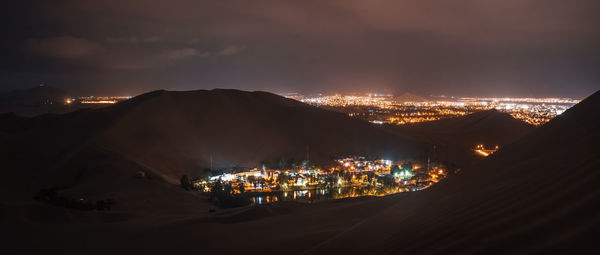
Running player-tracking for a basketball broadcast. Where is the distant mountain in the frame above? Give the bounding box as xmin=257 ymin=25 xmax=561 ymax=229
xmin=0 ymin=85 xmax=74 ymax=116
xmin=0 ymin=85 xmax=69 ymax=105
xmin=405 ymin=109 xmax=532 ymax=146
xmin=261 ymin=90 xmax=599 ymax=254
xmin=5 ymin=89 xmax=598 ymax=254
xmin=363 ymin=90 xmax=600 ymax=254
xmin=0 ymin=89 xmax=425 ymax=203
xmin=92 ymin=89 xmax=423 ymax=177
xmin=394 ymin=109 xmax=534 ymax=165
xmin=395 ymin=92 xmax=427 ymax=102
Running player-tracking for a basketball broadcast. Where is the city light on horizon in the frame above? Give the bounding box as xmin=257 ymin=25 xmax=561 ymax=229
xmin=2 ymin=0 xmax=599 ymax=253
xmin=284 ymin=93 xmax=579 ymax=126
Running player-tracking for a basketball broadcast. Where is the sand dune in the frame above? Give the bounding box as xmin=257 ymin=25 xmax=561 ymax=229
xmin=0 ymin=86 xmax=76 ymax=116
xmin=3 ymin=89 xmax=597 ymax=254
xmin=394 ymin=109 xmax=534 ymax=166
xmin=0 ymin=89 xmax=425 ymax=213
xmin=136 ymin=90 xmax=597 ymax=254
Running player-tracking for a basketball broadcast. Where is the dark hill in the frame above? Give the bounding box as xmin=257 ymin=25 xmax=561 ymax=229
xmin=0 ymin=85 xmax=73 ymax=116
xmin=395 ymin=109 xmax=534 ymax=165
xmin=94 ymin=89 xmax=423 ymax=178
xmin=0 ymin=89 xmax=424 ymax=200
xmin=136 ymin=91 xmax=596 ymax=254
xmin=87 ymin=90 xmax=596 ymax=254
xmin=96 ymin=89 xmax=424 ymax=177
xmin=360 ymin=90 xmax=600 ymax=254
xmin=0 ymin=85 xmax=69 ymax=104
xmin=254 ymin=90 xmax=600 ymax=254
xmin=4 ymin=90 xmax=598 ymax=255
xmin=398 ymin=109 xmax=533 ymax=147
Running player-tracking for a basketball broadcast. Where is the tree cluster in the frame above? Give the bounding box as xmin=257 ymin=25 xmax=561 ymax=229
xmin=34 ymin=188 xmax=115 ymax=211
xmin=208 ymin=181 xmax=251 ymax=208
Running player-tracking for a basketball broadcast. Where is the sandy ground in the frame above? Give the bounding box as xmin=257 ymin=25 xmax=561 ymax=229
xmin=2 ymin=90 xmax=599 ymax=254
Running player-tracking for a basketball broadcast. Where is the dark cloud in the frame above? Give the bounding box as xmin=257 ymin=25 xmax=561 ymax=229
xmin=217 ymin=45 xmax=245 ymax=56
xmin=161 ymin=48 xmax=210 ymax=60
xmin=106 ymin=36 xmax=161 ymax=44
xmin=1 ymin=0 xmax=598 ymax=97
xmin=26 ymin=36 xmax=104 ymax=59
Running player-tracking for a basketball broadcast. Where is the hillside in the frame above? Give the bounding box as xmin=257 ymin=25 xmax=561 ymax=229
xmin=225 ymin=90 xmax=598 ymax=254
xmin=3 ymin=90 xmax=598 ymax=255
xmin=0 ymin=85 xmax=76 ymax=116
xmin=394 ymin=109 xmax=534 ymax=165
xmin=124 ymin=91 xmax=597 ymax=254
xmin=0 ymin=85 xmax=69 ymax=104
xmin=333 ymin=89 xmax=600 ymax=254
xmin=92 ymin=89 xmax=423 ymax=176
xmin=0 ymin=89 xmax=425 ymax=203
xmin=398 ymin=109 xmax=532 ymax=147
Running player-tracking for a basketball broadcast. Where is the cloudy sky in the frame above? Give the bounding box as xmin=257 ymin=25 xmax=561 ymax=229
xmin=1 ymin=0 xmax=599 ymax=97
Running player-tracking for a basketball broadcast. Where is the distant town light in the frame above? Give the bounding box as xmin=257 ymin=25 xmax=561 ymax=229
xmin=294 ymin=93 xmax=578 ymax=126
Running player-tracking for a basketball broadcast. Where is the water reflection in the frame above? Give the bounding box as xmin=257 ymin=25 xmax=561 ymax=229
xmin=250 ymin=186 xmax=408 ymax=205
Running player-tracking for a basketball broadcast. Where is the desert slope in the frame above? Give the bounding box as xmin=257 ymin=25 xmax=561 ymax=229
xmin=281 ymin=90 xmax=600 ymax=254
xmin=3 ymin=90 xmax=597 ymax=255
xmin=394 ymin=109 xmax=534 ymax=165
xmin=91 ymin=89 xmax=424 ymax=180
xmin=397 ymin=109 xmax=533 ymax=148
xmin=149 ymin=90 xmax=598 ymax=254
xmin=0 ymin=86 xmax=75 ymax=116
xmin=343 ymin=90 xmax=600 ymax=254
xmin=0 ymin=89 xmax=424 ymax=203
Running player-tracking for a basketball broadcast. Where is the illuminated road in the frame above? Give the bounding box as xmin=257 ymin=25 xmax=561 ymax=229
xmin=475 ymin=149 xmax=497 ymax=157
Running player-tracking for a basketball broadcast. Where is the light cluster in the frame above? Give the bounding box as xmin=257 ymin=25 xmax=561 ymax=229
xmin=289 ymin=93 xmax=579 ymax=126
xmin=194 ymin=156 xmax=447 ymax=204
xmin=475 ymin=144 xmax=499 ymax=157
xmin=65 ymin=96 xmax=132 ymax=104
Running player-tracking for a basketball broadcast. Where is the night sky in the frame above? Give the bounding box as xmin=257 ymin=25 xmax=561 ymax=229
xmin=2 ymin=0 xmax=599 ymax=97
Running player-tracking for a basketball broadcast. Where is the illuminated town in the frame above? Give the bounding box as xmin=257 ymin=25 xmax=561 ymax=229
xmin=475 ymin=144 xmax=499 ymax=157
xmin=287 ymin=93 xmax=579 ymax=125
xmin=191 ymin=156 xmax=447 ymax=205
xmin=60 ymin=93 xmax=578 ymax=126
xmin=5 ymin=0 xmax=596 ymax=252
xmin=65 ymin=96 xmax=131 ymax=105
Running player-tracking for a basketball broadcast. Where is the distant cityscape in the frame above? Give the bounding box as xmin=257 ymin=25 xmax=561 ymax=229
xmin=284 ymin=93 xmax=580 ymax=125
xmin=55 ymin=92 xmax=580 ymax=126
xmin=65 ymin=96 xmax=131 ymax=105
xmin=190 ymin=156 xmax=447 ymax=205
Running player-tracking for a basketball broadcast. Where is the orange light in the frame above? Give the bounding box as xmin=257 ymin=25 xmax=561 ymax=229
xmin=475 ymin=150 xmax=490 ymax=157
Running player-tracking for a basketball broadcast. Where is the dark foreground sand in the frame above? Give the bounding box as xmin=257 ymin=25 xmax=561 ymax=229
xmin=2 ymin=90 xmax=599 ymax=254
